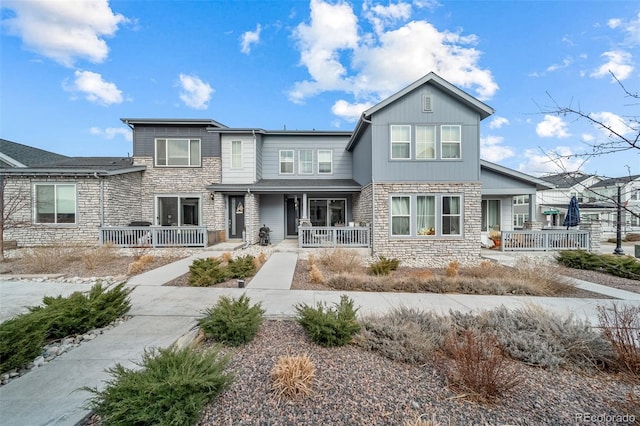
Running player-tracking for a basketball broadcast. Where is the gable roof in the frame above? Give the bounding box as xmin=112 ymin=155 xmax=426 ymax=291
xmin=1 ymin=139 xmax=69 ymax=168
xmin=590 ymin=175 xmax=640 ymax=189
xmin=538 ymin=172 xmax=598 ymax=189
xmin=481 ymin=160 xmax=555 ymax=190
xmin=347 ymin=72 xmax=495 ymax=151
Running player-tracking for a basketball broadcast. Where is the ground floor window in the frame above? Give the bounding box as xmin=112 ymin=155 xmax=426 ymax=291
xmin=390 ymin=194 xmax=462 ymax=237
xmin=481 ymin=199 xmax=501 ymax=231
xmin=309 ymin=198 xmax=346 ymax=226
xmin=513 ymin=213 xmax=529 ymax=228
xmin=34 ymin=183 xmax=76 ymax=224
xmin=156 ymin=196 xmax=200 ymax=226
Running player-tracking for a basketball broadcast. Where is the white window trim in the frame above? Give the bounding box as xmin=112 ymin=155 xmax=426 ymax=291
xmin=299 ymin=149 xmax=313 ymax=175
xmin=390 ymin=195 xmax=411 ymax=236
xmin=279 ymin=149 xmax=294 ymax=175
xmin=155 ymin=138 xmax=201 ymax=167
xmin=390 ymin=125 xmax=411 ymax=160
xmin=317 ymin=149 xmax=333 ymax=174
xmin=33 ymin=182 xmax=77 ymax=225
xmin=231 ymin=140 xmax=242 ymax=169
xmin=389 ymin=193 xmax=464 ymax=238
xmin=440 ymin=125 xmax=462 ymax=160
xmin=415 ymin=125 xmax=436 ymax=160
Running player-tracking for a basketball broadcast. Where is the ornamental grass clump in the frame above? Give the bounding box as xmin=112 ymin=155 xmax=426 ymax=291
xmin=598 ymin=303 xmax=640 ymax=377
xmin=295 ymin=295 xmax=360 ymax=347
xmin=199 ymin=294 xmax=265 ymax=346
xmin=83 ymin=346 xmax=233 ymax=426
xmin=271 ymin=353 xmax=315 ymax=400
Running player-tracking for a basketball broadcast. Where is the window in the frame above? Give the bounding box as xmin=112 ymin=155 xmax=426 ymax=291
xmin=481 ymin=200 xmax=501 ymax=232
xmin=417 ymin=196 xmax=436 ymax=235
xmin=390 ymin=125 xmax=411 ymax=159
xmin=231 ymin=140 xmax=242 ymax=169
xmin=299 ymin=150 xmax=313 ymax=174
xmin=155 ymin=138 xmax=201 ymax=167
xmin=35 ymin=183 xmax=76 ymax=224
xmin=279 ymin=150 xmax=294 ymax=174
xmin=309 ymin=199 xmax=346 ymax=226
xmin=157 ymin=196 xmax=200 ymax=226
xmin=416 ymin=126 xmax=436 ymax=159
xmin=513 ymin=195 xmax=528 ymax=205
xmin=441 ymin=125 xmax=461 ymax=159
xmin=318 ymin=150 xmax=332 ymax=174
xmin=631 ymin=189 xmax=640 ymax=201
xmin=513 ymin=214 xmax=529 ymax=228
xmin=391 ymin=196 xmax=411 ymax=236
xmin=442 ymin=196 xmax=461 ymax=235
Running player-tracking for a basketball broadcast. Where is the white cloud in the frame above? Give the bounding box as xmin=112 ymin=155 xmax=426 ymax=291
xmin=518 ymin=147 xmax=586 ymax=176
xmin=546 ymin=56 xmax=573 ymax=72
xmin=289 ymin=0 xmax=498 ymax=111
xmin=240 ymin=24 xmax=262 ymax=54
xmin=67 ymin=70 xmax=123 ymax=105
xmin=178 ymin=74 xmax=214 ymax=110
xmin=609 ymin=12 xmax=640 ymax=47
xmin=2 ymin=0 xmax=127 ymax=67
xmin=590 ymin=50 xmax=634 ymax=81
xmin=536 ymin=115 xmax=570 ymax=138
xmin=489 ymin=116 xmax=509 ymax=129
xmin=480 ymin=135 xmax=514 ymax=162
xmin=331 ymin=99 xmax=374 ymax=121
xmin=90 ymin=126 xmax=131 ymax=141
xmin=590 ymin=111 xmax=631 ymax=137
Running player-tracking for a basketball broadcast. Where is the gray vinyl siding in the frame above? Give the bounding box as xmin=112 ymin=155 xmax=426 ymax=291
xmin=352 ymin=125 xmax=372 ymax=186
xmin=261 ymin=134 xmax=352 ymax=180
xmin=370 ymin=83 xmax=481 ymax=182
xmin=132 ymin=126 xmax=220 ymax=158
xmin=260 ymin=194 xmax=284 ymax=243
xmin=255 ymin=134 xmax=263 ymax=180
xmin=481 ymin=168 xmax=537 ymax=196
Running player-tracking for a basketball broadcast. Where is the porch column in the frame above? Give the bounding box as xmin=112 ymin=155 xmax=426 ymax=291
xmin=528 ymin=193 xmax=536 ymax=222
xmin=302 ymin=193 xmax=308 ymax=219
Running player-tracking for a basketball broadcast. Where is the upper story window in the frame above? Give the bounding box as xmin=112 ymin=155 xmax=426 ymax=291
xmin=279 ymin=150 xmax=294 ymax=174
xmin=299 ymin=150 xmax=313 ymax=174
xmin=416 ymin=126 xmax=436 ymax=159
xmin=34 ymin=183 xmax=76 ymax=224
xmin=318 ymin=150 xmax=333 ymax=174
xmin=390 ymin=125 xmax=411 ymax=159
xmin=231 ymin=140 xmax=242 ymax=169
xmin=441 ymin=125 xmax=461 ymax=159
xmin=513 ymin=195 xmax=528 ymax=205
xmin=156 ymin=138 xmax=201 ymax=167
xmin=631 ymin=189 xmax=640 ymax=201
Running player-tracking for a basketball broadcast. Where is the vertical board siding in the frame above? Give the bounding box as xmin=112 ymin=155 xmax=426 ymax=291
xmin=221 ymin=134 xmax=256 ymax=184
xmin=352 ymin=125 xmax=373 ymax=186
xmin=259 ymin=194 xmax=285 ymax=243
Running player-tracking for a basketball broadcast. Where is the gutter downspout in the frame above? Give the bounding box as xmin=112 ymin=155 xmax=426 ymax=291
xmin=361 ymin=114 xmax=375 ymax=255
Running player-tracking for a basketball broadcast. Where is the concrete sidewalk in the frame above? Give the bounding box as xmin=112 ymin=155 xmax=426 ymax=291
xmin=1 ymin=244 xmax=639 ymax=425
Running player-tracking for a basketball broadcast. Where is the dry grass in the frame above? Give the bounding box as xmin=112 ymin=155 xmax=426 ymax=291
xmin=309 ymin=264 xmax=325 ymax=284
xmin=17 ymin=243 xmax=84 ymax=273
xmin=270 ymin=353 xmax=315 ymax=400
xmin=317 ymin=248 xmax=363 ymax=274
xmin=598 ymin=303 xmax=640 ymax=377
xmin=253 ymin=252 xmax=267 ymax=269
xmin=440 ymin=329 xmax=522 ymax=402
xmin=220 ymin=252 xmax=233 ymax=263
xmin=445 ymin=260 xmax=460 ymax=277
xmin=81 ymin=243 xmax=118 ymax=271
xmin=128 ymin=254 xmax=155 ymax=275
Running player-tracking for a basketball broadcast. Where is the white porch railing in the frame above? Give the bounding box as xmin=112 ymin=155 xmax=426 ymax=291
xmin=99 ymin=226 xmax=208 ymax=248
xmin=500 ymin=230 xmax=590 ymax=252
xmin=298 ymin=226 xmax=370 ymax=248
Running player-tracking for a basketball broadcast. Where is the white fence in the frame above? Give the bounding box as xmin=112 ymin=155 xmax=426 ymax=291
xmin=298 ymin=226 xmax=370 ymax=248
xmin=99 ymin=226 xmax=208 ymax=248
xmin=500 ymin=230 xmax=590 ymax=252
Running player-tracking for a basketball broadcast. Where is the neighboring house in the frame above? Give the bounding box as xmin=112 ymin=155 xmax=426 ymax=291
xmin=533 ymin=171 xmax=639 ymax=235
xmin=2 ymin=73 xmax=551 ymax=266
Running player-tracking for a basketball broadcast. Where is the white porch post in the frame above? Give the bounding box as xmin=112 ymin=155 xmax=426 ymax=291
xmin=528 ymin=194 xmax=536 ymax=222
xmin=302 ymin=193 xmax=308 ymax=219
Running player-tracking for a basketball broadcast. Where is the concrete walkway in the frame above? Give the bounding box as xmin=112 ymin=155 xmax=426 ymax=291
xmin=0 ymin=243 xmax=639 ymax=425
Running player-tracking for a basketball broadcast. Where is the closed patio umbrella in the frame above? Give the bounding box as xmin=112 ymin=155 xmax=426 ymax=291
xmin=563 ymin=195 xmax=580 ymax=229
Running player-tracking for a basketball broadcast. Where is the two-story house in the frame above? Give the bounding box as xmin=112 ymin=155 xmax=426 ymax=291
xmin=2 ymin=72 xmax=553 ymax=265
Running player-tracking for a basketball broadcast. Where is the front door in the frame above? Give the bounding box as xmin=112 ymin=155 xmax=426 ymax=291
xmin=229 ymin=196 xmax=245 ymax=239
xmin=286 ymin=198 xmax=299 ymax=237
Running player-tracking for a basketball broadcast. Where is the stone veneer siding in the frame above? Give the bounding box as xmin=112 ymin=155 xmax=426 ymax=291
xmin=134 ymin=157 xmax=221 ymax=229
xmin=371 ymin=182 xmax=482 ymax=267
xmin=245 ymin=193 xmax=261 ymax=244
xmin=4 ymin=172 xmax=142 ymax=247
xmin=352 ymin=184 xmax=373 ymax=227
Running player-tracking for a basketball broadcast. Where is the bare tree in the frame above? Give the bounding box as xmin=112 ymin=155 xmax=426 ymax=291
xmin=0 ymin=174 xmax=30 ymax=261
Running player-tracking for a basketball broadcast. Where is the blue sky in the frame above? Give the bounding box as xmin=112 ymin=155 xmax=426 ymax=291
xmin=1 ymin=0 xmax=638 ymax=178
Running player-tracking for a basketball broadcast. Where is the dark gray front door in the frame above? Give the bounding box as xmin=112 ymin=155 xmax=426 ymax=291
xmin=229 ymin=196 xmax=245 ymax=239
xmin=286 ymin=198 xmax=299 ymax=237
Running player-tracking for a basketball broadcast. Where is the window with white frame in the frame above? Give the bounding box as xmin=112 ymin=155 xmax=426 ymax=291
xmin=390 ymin=125 xmax=411 ymax=159
xmin=417 ymin=195 xmax=436 ymax=235
xmin=299 ymin=149 xmax=313 ymax=174
xmin=441 ymin=125 xmax=461 ymax=159
xmin=513 ymin=195 xmax=528 ymax=205
xmin=631 ymin=189 xmax=640 ymax=201
xmin=157 ymin=196 xmax=200 ymax=226
xmin=391 ymin=196 xmax=411 ymax=236
xmin=513 ymin=213 xmax=528 ymax=228
xmin=416 ymin=126 xmax=436 ymax=159
xmin=34 ymin=183 xmax=76 ymax=224
xmin=231 ymin=140 xmax=242 ymax=169
xmin=318 ymin=150 xmax=332 ymax=174
xmin=155 ymin=138 xmax=201 ymax=166
xmin=279 ymin=150 xmax=294 ymax=174
xmin=442 ymin=196 xmax=461 ymax=235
